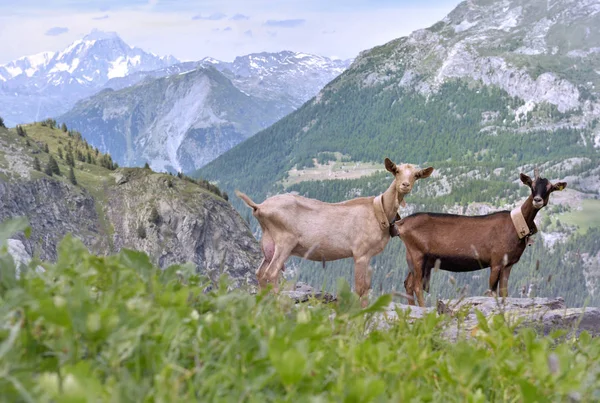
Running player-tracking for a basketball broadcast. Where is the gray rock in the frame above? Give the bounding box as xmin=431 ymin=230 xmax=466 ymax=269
xmin=0 ymin=172 xmax=261 ymax=288
xmin=280 ymin=282 xmax=337 ymax=303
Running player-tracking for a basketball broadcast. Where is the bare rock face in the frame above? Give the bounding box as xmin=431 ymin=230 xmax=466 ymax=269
xmin=0 ymin=170 xmax=261 ymax=288
xmin=0 ymin=178 xmax=105 ymax=261
xmin=105 ymin=169 xmax=261 ymax=288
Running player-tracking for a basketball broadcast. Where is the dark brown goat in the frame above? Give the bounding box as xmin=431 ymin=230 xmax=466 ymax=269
xmin=390 ymin=171 xmax=567 ymax=307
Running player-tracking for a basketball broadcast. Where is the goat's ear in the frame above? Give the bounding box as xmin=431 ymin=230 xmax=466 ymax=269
xmin=520 ymin=173 xmax=532 ymax=186
xmin=384 ymin=158 xmax=397 ymax=174
xmin=552 ymin=181 xmax=567 ymax=192
xmin=416 ymin=166 xmax=434 ymax=179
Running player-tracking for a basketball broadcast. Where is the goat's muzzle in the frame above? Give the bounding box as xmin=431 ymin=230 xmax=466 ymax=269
xmin=533 ymin=197 xmax=544 ymax=209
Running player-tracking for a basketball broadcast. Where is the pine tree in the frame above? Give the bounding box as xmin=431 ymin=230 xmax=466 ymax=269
xmin=58 ymin=147 xmax=63 ymax=159
xmin=33 ymin=156 xmax=41 ymax=171
xmin=65 ymin=149 xmax=75 ymax=167
xmin=68 ymin=166 xmax=77 ymax=185
xmin=45 ymin=155 xmax=60 ymax=176
xmin=25 ymin=139 xmax=30 ymax=147
xmin=61 ymin=123 xmax=67 ymax=132
xmin=0 ymin=116 xmax=5 ymax=128
xmin=43 ymin=143 xmax=49 ymax=153
xmin=16 ymin=125 xmax=26 ymax=137
xmin=144 ymin=162 xmax=151 ymax=170
xmin=44 ymin=160 xmax=53 ymax=176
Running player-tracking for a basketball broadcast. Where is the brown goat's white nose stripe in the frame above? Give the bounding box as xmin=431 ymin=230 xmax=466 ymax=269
xmin=510 ymin=207 xmax=530 ymax=239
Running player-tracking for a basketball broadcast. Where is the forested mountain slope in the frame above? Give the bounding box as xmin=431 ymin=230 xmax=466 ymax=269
xmin=196 ymin=0 xmax=600 ymax=305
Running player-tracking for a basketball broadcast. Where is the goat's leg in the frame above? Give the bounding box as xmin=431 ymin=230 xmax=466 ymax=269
xmin=257 ymin=233 xmax=275 ymax=290
xmin=354 ymin=255 xmax=373 ymax=308
xmin=263 ymin=242 xmax=294 ymax=293
xmin=411 ymin=254 xmax=427 ymax=307
xmin=486 ymin=265 xmax=502 ymax=297
xmin=256 ymin=259 xmax=270 ymax=290
xmin=403 ymin=272 xmax=415 ymax=306
xmin=498 ymin=265 xmax=513 ymax=298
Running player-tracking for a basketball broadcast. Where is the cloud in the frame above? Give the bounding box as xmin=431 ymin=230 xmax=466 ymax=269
xmin=223 ymin=26 xmax=232 ymax=31
xmin=45 ymin=27 xmax=69 ymax=36
xmin=267 ymin=30 xmax=277 ymax=37
xmin=230 ymin=14 xmax=249 ymax=21
xmin=192 ymin=12 xmax=226 ymax=21
xmin=244 ymin=30 xmax=253 ymax=38
xmin=322 ymin=29 xmax=336 ymax=34
xmin=263 ymin=19 xmax=305 ymax=28
xmin=99 ymin=6 xmax=110 ymax=12
xmin=92 ymin=15 xmax=109 ymax=20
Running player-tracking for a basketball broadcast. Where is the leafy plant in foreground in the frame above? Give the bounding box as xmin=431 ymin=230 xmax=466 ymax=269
xmin=0 ymin=219 xmax=599 ymax=402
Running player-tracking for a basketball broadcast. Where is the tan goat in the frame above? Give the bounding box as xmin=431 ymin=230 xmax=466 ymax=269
xmin=236 ymin=158 xmax=434 ymax=305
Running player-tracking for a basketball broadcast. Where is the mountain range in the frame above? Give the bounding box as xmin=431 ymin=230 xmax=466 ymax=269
xmin=0 ymin=30 xmax=179 ymax=127
xmin=57 ymin=49 xmax=351 ymax=172
xmin=2 ymin=31 xmax=351 ymax=173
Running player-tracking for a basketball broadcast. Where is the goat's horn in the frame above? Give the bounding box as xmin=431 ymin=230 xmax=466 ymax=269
xmin=534 ymin=167 xmax=540 ymax=180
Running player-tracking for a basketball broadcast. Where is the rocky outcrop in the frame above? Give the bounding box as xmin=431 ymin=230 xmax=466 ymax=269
xmin=287 ymin=284 xmax=600 ymax=339
xmin=106 ymin=169 xmax=261 ymax=288
xmin=0 ymin=170 xmax=261 ymax=288
xmin=0 ymin=178 xmax=105 ymax=261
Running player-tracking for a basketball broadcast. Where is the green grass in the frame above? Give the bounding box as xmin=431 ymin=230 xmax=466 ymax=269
xmin=1 ymin=218 xmax=600 ymax=402
xmin=555 ymin=199 xmax=600 ymax=234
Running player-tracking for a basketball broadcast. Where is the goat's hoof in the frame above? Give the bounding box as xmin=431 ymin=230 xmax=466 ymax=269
xmin=484 ymin=290 xmax=496 ymax=297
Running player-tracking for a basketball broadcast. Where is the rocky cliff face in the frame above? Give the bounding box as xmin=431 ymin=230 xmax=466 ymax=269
xmin=0 ymin=179 xmax=104 ymax=261
xmin=0 ymin=124 xmax=260 ymax=287
xmin=347 ymin=0 xmax=600 ymax=131
xmin=106 ymin=169 xmax=260 ymax=287
xmin=59 ymin=66 xmax=277 ymax=173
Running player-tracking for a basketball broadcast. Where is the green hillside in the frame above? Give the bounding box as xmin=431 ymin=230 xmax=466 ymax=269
xmin=195 ymin=0 xmax=600 ymax=305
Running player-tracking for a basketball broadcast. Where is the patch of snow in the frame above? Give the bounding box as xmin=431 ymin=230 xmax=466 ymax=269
xmin=5 ymin=66 xmax=23 ymax=77
xmin=107 ymin=57 xmax=129 ymax=79
xmin=49 ymin=63 xmax=69 ymax=73
xmin=68 ymin=58 xmax=80 ymax=74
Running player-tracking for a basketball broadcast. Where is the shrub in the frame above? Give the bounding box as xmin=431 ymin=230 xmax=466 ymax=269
xmin=0 ymin=219 xmax=600 ymax=402
xmin=68 ymin=166 xmax=77 ymax=185
xmin=44 ymin=155 xmax=60 ymax=176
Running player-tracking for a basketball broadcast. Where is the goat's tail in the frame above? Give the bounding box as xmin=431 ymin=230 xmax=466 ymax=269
xmin=235 ymin=190 xmax=259 ymax=212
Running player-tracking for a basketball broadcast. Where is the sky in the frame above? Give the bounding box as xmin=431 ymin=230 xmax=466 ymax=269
xmin=0 ymin=0 xmax=459 ymax=64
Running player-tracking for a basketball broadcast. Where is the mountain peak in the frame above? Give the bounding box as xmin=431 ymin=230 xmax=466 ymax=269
xmin=83 ymin=29 xmax=122 ymax=42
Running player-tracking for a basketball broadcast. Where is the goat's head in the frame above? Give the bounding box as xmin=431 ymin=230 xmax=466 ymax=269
xmin=520 ymin=169 xmax=567 ymax=209
xmin=385 ymin=158 xmax=434 ymax=195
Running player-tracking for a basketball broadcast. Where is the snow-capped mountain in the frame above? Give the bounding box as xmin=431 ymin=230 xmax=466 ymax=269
xmin=203 ymin=51 xmax=352 ymax=108
xmin=58 ymin=51 xmax=352 ymax=172
xmin=0 ymin=30 xmax=178 ymax=126
xmin=0 ymin=51 xmax=55 ymax=82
